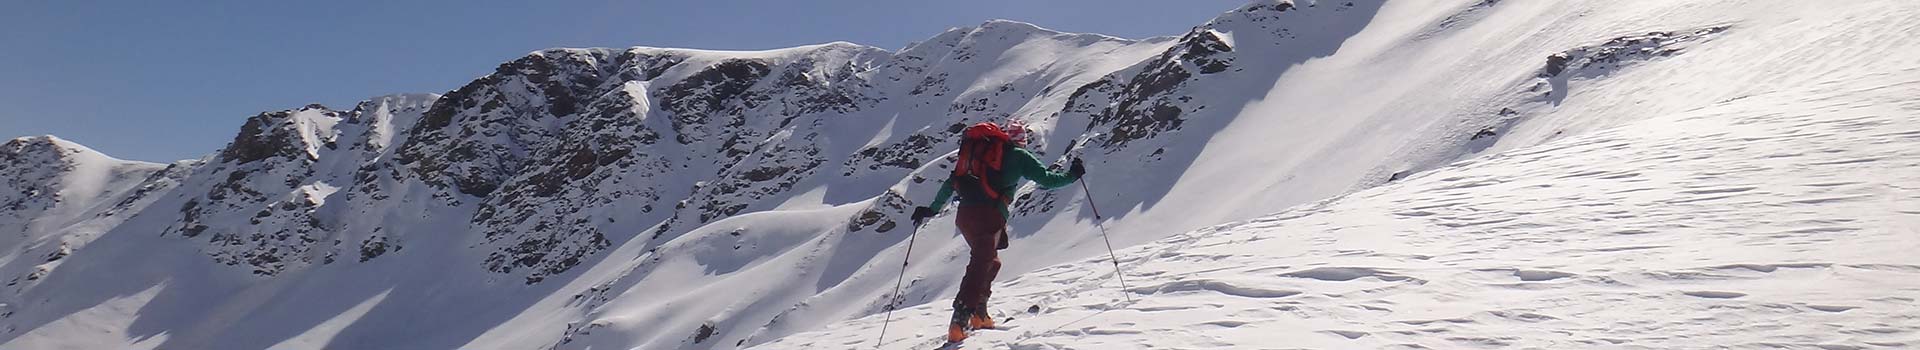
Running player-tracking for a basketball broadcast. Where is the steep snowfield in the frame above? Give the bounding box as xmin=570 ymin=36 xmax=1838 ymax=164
xmin=783 ymin=1 xmax=1919 ymax=349
xmin=1 ymin=0 xmax=1916 ymax=349
xmin=759 ymin=40 xmax=1920 ymax=350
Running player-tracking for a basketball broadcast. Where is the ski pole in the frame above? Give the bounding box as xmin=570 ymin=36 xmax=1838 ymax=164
xmin=877 ymin=221 xmax=923 ymax=347
xmin=1079 ymin=177 xmax=1133 ymax=303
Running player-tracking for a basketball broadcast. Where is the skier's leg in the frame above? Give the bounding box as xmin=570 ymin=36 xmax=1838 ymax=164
xmin=951 ymin=205 xmax=999 ymax=338
xmin=961 ymin=217 xmax=1005 ymax=329
xmin=970 ymin=231 xmax=1002 ymax=329
xmin=957 ymin=206 xmax=1001 ymax=307
xmin=983 ymin=226 xmax=1004 ymax=301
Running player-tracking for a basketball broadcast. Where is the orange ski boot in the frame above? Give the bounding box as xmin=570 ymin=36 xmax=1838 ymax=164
xmin=968 ymin=312 xmax=995 ymax=330
xmin=947 ymin=304 xmax=973 ymax=342
xmin=947 ymin=322 xmax=969 ymax=343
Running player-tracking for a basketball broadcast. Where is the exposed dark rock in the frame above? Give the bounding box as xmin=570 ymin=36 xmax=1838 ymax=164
xmin=1543 ymin=53 xmax=1570 ymax=77
xmin=619 ymin=50 xmax=687 ymax=81
xmin=660 ymin=59 xmax=774 ymax=143
xmin=220 ymin=112 xmax=301 ymax=164
xmin=1091 ymin=26 xmax=1239 ymax=147
xmin=42 ymin=244 xmax=69 ymax=262
xmin=851 ymin=191 xmax=911 ymax=233
xmin=1243 ymin=1 xmax=1296 ymax=13
xmin=1178 ymin=30 xmax=1236 ymax=74
xmin=399 ymin=49 xmax=625 ymax=197
xmin=485 ymin=226 xmax=612 ymax=284
xmin=1540 ymin=25 xmax=1731 ymax=79
xmin=849 ymin=210 xmax=889 ymax=233
xmin=1471 ymin=127 xmax=1498 ymax=140
xmin=844 ymin=134 xmax=939 ymax=175
xmin=742 ymin=166 xmax=791 ymax=182
xmin=359 ymin=236 xmax=392 ymax=262
xmin=693 ymin=323 xmax=716 ymax=344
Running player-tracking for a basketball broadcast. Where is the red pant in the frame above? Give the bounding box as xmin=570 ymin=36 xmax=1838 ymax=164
xmin=954 ymin=205 xmax=1004 ymax=310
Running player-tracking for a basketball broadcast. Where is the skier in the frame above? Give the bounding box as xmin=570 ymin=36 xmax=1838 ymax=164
xmin=910 ymin=120 xmax=1085 ymax=343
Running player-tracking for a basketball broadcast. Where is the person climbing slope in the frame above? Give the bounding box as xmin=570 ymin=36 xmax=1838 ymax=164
xmin=910 ymin=120 xmax=1085 ymax=343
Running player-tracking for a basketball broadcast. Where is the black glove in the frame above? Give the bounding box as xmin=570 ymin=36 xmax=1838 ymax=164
xmin=1067 ymin=158 xmax=1087 ymax=179
xmin=910 ymin=206 xmax=935 ymax=226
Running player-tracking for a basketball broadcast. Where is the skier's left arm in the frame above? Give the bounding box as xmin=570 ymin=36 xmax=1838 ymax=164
xmin=911 ymin=177 xmax=954 ymax=226
xmin=927 ymin=177 xmax=956 ymax=213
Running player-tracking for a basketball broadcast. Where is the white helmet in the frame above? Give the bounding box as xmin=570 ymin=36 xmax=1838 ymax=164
xmin=1001 ymin=120 xmax=1028 ymax=146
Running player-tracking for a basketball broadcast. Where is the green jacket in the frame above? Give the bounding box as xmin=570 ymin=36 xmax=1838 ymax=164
xmin=928 ymin=146 xmax=1079 ymax=216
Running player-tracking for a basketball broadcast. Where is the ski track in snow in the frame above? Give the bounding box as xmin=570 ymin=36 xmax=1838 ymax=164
xmin=757 ymin=72 xmax=1920 ymax=350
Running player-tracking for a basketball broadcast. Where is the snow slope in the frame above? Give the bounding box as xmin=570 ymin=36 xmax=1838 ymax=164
xmin=1 ymin=0 xmax=1916 ymax=349
xmin=0 ymin=136 xmax=165 ymax=243
xmin=0 ymin=136 xmax=170 ymax=294
xmin=759 ymin=29 xmax=1920 ymax=350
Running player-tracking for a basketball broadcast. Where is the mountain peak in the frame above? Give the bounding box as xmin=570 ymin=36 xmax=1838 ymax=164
xmin=2 ymin=135 xmax=116 ymax=165
xmin=3 ymin=136 xmax=65 ymax=164
xmin=7 ymin=135 xmax=76 ymax=148
xmin=964 ymin=19 xmax=1135 ymax=43
xmin=6 ymin=135 xmax=62 ymax=148
xmin=906 ymin=20 xmax=1070 ymax=52
xmin=974 ymin=19 xmax=1048 ymax=34
xmin=218 ymin=107 xmax=344 ymax=164
xmin=352 ymin=93 xmax=439 ymax=114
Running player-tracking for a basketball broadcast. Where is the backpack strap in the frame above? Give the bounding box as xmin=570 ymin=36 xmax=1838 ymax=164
xmin=976 ymin=141 xmax=1004 ymax=203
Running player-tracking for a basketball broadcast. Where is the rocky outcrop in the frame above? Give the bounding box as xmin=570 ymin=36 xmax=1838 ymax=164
xmin=465 ymin=44 xmax=894 ymax=283
xmin=1533 ymin=25 xmax=1733 ymax=100
xmin=398 ymin=49 xmax=629 ymax=198
xmin=173 ymin=106 xmax=344 ymax=275
xmin=0 ymin=137 xmax=73 ymax=215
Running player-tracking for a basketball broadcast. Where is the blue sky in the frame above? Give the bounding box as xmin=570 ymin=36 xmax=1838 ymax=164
xmin=0 ymin=0 xmax=1247 ymax=162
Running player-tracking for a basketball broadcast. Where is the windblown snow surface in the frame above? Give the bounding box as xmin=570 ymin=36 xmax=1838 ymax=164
xmin=765 ymin=75 xmax=1920 ymax=349
xmin=761 ymin=1 xmax=1920 ymax=349
xmin=1 ymin=0 xmax=1917 ymax=349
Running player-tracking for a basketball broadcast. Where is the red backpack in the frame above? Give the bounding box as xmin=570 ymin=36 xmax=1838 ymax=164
xmin=952 ymin=123 xmax=1013 ymax=205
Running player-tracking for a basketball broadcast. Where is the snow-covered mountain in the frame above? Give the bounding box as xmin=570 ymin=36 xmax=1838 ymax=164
xmin=2 ymin=0 xmax=1916 ymax=349
xmin=0 ymin=136 xmax=171 ymax=290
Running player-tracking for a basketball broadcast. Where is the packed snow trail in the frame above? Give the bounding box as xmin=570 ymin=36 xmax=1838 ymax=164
xmin=756 ymin=71 xmax=1920 ymax=348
